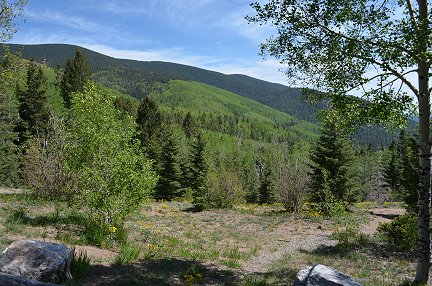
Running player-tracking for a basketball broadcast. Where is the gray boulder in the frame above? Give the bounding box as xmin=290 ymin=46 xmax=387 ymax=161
xmin=0 ymin=240 xmax=72 ymax=283
xmin=0 ymin=272 xmax=59 ymax=286
xmin=293 ymin=264 xmax=364 ymax=286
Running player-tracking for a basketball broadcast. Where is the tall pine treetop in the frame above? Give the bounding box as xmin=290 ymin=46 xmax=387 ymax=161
xmin=60 ymin=49 xmax=91 ymax=108
xmin=15 ymin=59 xmax=49 ymax=145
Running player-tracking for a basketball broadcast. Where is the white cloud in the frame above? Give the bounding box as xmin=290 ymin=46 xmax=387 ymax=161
xmin=27 ymin=10 xmax=114 ymax=35
xmin=82 ymin=44 xmax=290 ymax=85
xmin=12 ymin=1 xmax=291 ymax=85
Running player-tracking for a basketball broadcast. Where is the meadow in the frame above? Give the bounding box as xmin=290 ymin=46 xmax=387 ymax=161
xmin=0 ymin=191 xmax=414 ymax=286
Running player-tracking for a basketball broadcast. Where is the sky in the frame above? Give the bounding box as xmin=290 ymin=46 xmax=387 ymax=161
xmin=9 ymin=0 xmax=290 ymax=85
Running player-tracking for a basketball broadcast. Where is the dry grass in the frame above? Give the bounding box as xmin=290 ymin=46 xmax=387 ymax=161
xmin=0 ymin=194 xmax=416 ymax=285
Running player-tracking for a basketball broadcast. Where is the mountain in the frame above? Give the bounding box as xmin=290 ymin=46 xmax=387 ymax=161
xmin=2 ymin=43 xmax=401 ymax=146
xmin=2 ymin=43 xmax=321 ymax=122
xmin=152 ymin=80 xmax=319 ymax=142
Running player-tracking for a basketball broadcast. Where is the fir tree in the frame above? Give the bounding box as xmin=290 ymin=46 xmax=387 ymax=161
xmin=309 ymin=111 xmax=355 ymax=211
xmin=135 ymin=97 xmax=164 ymax=161
xmin=0 ymin=47 xmax=24 ymax=186
xmin=258 ymin=163 xmax=274 ymax=204
xmin=189 ymin=132 xmax=208 ymax=210
xmin=383 ymin=140 xmax=402 ymax=195
xmin=398 ymin=132 xmax=419 ymax=213
xmin=15 ymin=60 xmax=48 ymax=145
xmin=155 ymin=132 xmax=181 ymax=201
xmin=60 ymin=49 xmax=91 ymax=108
xmin=182 ymin=112 xmax=197 ymax=138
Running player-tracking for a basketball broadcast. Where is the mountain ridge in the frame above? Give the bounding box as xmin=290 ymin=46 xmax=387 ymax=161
xmin=2 ymin=43 xmax=320 ymax=122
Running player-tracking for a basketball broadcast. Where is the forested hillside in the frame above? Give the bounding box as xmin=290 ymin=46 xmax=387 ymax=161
xmin=0 ymin=21 xmax=419 ymax=286
xmin=2 ymin=44 xmax=321 ymax=121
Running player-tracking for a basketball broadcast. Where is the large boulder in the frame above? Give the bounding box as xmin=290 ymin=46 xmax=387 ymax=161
xmin=0 ymin=272 xmax=59 ymax=286
xmin=0 ymin=240 xmax=72 ymax=283
xmin=293 ymin=264 xmax=364 ymax=286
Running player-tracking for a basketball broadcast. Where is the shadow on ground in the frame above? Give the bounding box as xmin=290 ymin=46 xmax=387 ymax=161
xmin=302 ymin=241 xmax=415 ymax=261
xmin=79 ymin=258 xmax=242 ymax=286
xmin=243 ymin=268 xmax=298 ymax=286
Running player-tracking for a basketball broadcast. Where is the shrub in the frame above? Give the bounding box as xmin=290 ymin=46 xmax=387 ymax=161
xmin=21 ymin=114 xmax=72 ymax=201
xmin=65 ymin=83 xmax=157 ymax=230
xmin=274 ymin=163 xmax=309 ymax=213
xmin=377 ymin=213 xmax=417 ymax=251
xmin=206 ymin=168 xmax=245 ymax=209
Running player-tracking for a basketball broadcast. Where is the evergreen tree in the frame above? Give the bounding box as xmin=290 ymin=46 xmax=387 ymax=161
xmin=135 ymin=97 xmax=164 ymax=161
xmin=60 ymin=49 xmax=91 ymax=108
xmin=383 ymin=140 xmax=403 ymax=195
xmin=155 ymin=132 xmax=181 ymax=201
xmin=15 ymin=60 xmax=48 ymax=145
xmin=309 ymin=111 xmax=355 ymax=212
xmin=0 ymin=47 xmax=24 ymax=186
xmin=182 ymin=112 xmax=197 ymax=138
xmin=190 ymin=132 xmax=208 ymax=210
xmin=114 ymin=96 xmax=138 ymax=118
xmin=258 ymin=163 xmax=274 ymax=204
xmin=398 ymin=132 xmax=419 ymax=213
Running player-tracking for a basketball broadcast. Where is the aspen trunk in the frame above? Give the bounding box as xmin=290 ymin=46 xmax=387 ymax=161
xmin=415 ymin=1 xmax=431 ymax=281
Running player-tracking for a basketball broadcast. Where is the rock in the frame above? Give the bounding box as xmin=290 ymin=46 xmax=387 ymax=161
xmin=0 ymin=272 xmax=60 ymax=286
xmin=0 ymin=240 xmax=72 ymax=283
xmin=293 ymin=264 xmax=364 ymax=286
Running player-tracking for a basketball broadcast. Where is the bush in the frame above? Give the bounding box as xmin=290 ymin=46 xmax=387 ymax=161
xmin=377 ymin=213 xmax=417 ymax=251
xmin=206 ymin=168 xmax=245 ymax=209
xmin=274 ymin=163 xmax=309 ymax=213
xmin=331 ymin=226 xmax=369 ymax=248
xmin=21 ymin=114 xmax=72 ymax=201
xmin=65 ymin=83 xmax=158 ymax=229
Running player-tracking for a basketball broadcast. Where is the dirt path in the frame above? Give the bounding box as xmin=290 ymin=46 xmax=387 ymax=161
xmin=243 ymin=207 xmax=406 ymax=273
xmin=242 ymin=219 xmax=337 ymax=273
xmin=0 ymin=187 xmax=25 ymax=195
xmin=360 ymin=207 xmax=405 ymax=235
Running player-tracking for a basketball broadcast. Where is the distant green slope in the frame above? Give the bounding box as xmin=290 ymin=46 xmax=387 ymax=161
xmin=3 ymin=44 xmax=403 ymax=147
xmin=152 ymin=80 xmax=319 ymax=142
xmin=1 ymin=43 xmax=321 ymax=122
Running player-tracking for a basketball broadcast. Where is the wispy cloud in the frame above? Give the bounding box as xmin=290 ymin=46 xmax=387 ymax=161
xmin=12 ymin=1 xmax=290 ymax=85
xmin=27 ymin=10 xmax=114 ymax=35
xmin=81 ymin=44 xmax=289 ymax=85
xmin=82 ymin=44 xmax=226 ymax=66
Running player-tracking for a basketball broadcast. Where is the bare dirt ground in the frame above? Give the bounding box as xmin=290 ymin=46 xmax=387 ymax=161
xmin=0 ymin=187 xmax=25 ymax=195
xmin=0 ymin=193 xmax=408 ymax=285
xmin=242 ymin=218 xmax=337 ymax=273
xmin=360 ymin=207 xmax=406 ymax=235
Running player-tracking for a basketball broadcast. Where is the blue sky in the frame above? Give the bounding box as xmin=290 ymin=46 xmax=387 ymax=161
xmin=9 ymin=0 xmax=289 ymax=85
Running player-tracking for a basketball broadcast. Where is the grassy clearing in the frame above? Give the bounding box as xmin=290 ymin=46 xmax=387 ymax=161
xmin=0 ymin=194 xmax=416 ymax=285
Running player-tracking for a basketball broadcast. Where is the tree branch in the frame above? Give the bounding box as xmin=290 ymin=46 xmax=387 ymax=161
xmin=355 ymin=55 xmax=419 ymax=97
xmin=314 ymin=19 xmax=417 ymax=61
xmin=406 ymin=0 xmax=419 ymax=33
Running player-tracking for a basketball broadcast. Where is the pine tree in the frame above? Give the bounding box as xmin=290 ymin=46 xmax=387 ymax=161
xmin=155 ymin=132 xmax=181 ymax=201
xmin=0 ymin=47 xmax=24 ymax=186
xmin=59 ymin=49 xmax=91 ymax=108
xmin=182 ymin=112 xmax=197 ymax=138
xmin=190 ymin=132 xmax=208 ymax=210
xmin=383 ymin=140 xmax=403 ymax=195
xmin=309 ymin=111 xmax=355 ymax=212
xmin=398 ymin=132 xmax=419 ymax=213
xmin=258 ymin=163 xmax=274 ymax=204
xmin=135 ymin=97 xmax=164 ymax=161
xmin=15 ymin=60 xmax=48 ymax=145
